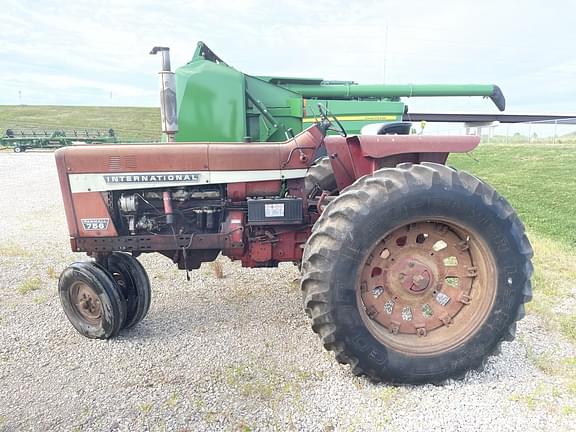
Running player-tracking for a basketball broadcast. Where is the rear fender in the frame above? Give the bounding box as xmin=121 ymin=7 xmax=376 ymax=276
xmin=323 ymin=134 xmax=479 ymax=191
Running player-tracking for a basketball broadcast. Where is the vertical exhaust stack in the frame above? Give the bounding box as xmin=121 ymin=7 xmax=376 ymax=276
xmin=150 ymin=46 xmax=178 ymax=142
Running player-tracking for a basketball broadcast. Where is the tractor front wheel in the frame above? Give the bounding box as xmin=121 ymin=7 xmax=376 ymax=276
xmin=107 ymin=252 xmax=152 ymax=329
xmin=301 ymin=162 xmax=533 ymax=384
xmin=59 ymin=262 xmax=126 ymax=339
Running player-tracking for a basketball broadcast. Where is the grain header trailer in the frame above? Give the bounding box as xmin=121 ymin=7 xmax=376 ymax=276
xmin=2 ymin=128 xmax=117 ymax=152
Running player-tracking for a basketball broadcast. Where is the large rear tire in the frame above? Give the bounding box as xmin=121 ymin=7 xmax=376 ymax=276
xmin=301 ymin=162 xmax=533 ymax=384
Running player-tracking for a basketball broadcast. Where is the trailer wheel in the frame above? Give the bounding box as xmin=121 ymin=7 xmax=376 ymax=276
xmin=301 ymin=162 xmax=533 ymax=384
xmin=59 ymin=261 xmax=126 ymax=339
xmin=107 ymin=252 xmax=152 ymax=329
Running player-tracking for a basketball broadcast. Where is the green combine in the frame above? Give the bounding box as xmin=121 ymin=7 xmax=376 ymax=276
xmin=174 ymin=42 xmax=505 ymax=143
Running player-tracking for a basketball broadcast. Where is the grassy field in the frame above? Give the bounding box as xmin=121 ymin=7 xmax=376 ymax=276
xmin=0 ymin=105 xmax=160 ymax=141
xmin=450 ymin=144 xmax=576 ymax=249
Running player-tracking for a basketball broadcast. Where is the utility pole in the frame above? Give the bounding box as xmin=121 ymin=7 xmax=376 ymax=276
xmin=553 ymin=120 xmax=557 ymax=144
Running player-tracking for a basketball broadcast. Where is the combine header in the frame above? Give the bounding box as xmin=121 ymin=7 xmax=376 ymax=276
xmin=1 ymin=128 xmax=117 ymax=152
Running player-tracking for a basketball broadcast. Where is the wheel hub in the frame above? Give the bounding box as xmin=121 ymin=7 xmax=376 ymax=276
xmin=395 ymin=259 xmax=433 ymax=293
xmin=71 ymin=282 xmax=102 ymax=324
xmin=360 ymin=222 xmax=477 ymax=336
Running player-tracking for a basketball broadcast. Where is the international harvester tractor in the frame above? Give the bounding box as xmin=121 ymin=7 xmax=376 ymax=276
xmin=55 ymin=44 xmax=532 ymax=384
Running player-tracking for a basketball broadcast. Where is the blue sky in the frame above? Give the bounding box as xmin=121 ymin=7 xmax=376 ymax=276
xmin=2 ymin=0 xmax=576 ymax=114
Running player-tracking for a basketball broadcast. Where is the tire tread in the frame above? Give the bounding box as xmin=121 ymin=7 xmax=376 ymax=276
xmin=301 ymin=162 xmax=533 ymax=383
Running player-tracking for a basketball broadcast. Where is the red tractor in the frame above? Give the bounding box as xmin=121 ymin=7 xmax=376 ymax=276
xmin=55 ymin=53 xmax=532 ymax=385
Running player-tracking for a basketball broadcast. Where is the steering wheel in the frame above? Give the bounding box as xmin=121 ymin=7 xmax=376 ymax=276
xmin=317 ymin=103 xmax=347 ymax=137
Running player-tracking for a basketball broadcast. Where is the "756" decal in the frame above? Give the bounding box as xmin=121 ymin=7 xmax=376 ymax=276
xmin=81 ymin=218 xmax=110 ymax=231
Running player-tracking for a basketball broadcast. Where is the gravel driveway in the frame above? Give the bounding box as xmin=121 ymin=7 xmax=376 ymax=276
xmin=0 ymin=152 xmax=574 ymax=431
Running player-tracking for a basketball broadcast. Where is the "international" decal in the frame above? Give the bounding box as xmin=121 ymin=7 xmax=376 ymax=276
xmin=103 ymin=173 xmax=200 ymax=184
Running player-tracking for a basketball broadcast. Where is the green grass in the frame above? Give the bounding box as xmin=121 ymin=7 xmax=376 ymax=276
xmin=224 ymin=363 xmax=280 ymax=400
xmin=17 ymin=277 xmax=42 ymax=295
xmin=0 ymin=242 xmax=31 ymax=257
xmin=0 ymin=105 xmax=160 ymax=141
xmin=513 ymin=345 xmax=576 ymax=415
xmin=502 ymin=225 xmax=576 ymax=353
xmin=449 ymin=143 xmax=576 ymax=249
xmin=559 ymin=315 xmax=576 ymax=344
xmin=46 ymin=266 xmax=59 ymax=279
xmin=375 ymin=386 xmax=399 ymax=404
xmin=138 ymin=403 xmax=153 ymax=414
xmin=165 ymin=393 xmax=179 ymax=408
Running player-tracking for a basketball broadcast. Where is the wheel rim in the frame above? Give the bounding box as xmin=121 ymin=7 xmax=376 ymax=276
xmin=357 ymin=220 xmax=496 ymax=356
xmin=70 ymin=281 xmax=102 ymax=325
xmin=111 ymin=270 xmax=128 ymax=293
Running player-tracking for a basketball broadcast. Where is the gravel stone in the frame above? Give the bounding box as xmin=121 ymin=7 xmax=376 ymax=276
xmin=0 ymin=152 xmax=574 ymax=431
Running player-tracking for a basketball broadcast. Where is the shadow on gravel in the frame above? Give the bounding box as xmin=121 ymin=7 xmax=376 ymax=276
xmin=114 ymin=299 xmax=275 ymax=342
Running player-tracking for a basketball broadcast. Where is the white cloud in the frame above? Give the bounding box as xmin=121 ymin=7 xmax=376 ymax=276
xmin=4 ymin=72 xmax=152 ymax=97
xmin=2 ymin=0 xmax=576 ymax=112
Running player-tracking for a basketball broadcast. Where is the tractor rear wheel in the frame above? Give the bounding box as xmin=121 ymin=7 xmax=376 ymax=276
xmin=107 ymin=252 xmax=152 ymax=329
xmin=304 ymin=157 xmax=337 ymax=197
xmin=59 ymin=261 xmax=126 ymax=339
xmin=301 ymin=162 xmax=533 ymax=384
